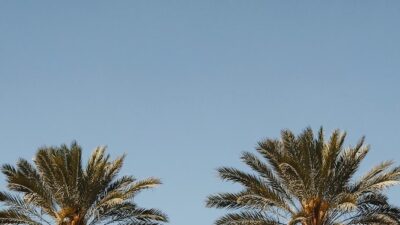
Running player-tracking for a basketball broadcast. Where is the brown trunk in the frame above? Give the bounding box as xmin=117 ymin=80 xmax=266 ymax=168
xmin=70 ymin=214 xmax=85 ymax=225
xmin=57 ymin=208 xmax=85 ymax=225
xmin=301 ymin=197 xmax=329 ymax=225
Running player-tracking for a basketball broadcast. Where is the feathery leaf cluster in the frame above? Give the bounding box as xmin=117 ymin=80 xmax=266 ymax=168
xmin=206 ymin=127 xmax=400 ymax=225
xmin=0 ymin=142 xmax=168 ymax=225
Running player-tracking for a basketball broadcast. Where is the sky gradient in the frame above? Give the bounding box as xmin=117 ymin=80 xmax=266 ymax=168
xmin=1 ymin=1 xmax=400 ymax=225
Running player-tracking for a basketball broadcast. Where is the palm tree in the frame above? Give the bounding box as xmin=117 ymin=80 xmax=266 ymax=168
xmin=206 ymin=128 xmax=400 ymax=225
xmin=0 ymin=142 xmax=168 ymax=225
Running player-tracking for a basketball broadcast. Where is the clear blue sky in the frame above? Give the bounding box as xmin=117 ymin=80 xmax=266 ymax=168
xmin=1 ymin=1 xmax=400 ymax=225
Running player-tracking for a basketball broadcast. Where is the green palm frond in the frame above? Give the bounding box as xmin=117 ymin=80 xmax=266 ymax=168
xmin=355 ymin=166 xmax=400 ymax=193
xmin=346 ymin=205 xmax=400 ymax=225
xmin=240 ymin=152 xmax=291 ymax=201
xmin=217 ymin=167 xmax=291 ymax=211
xmin=215 ymin=212 xmax=284 ymax=225
xmin=126 ymin=177 xmax=162 ymax=196
xmin=0 ymin=209 xmax=42 ymax=225
xmin=88 ymin=202 xmax=168 ymax=225
xmin=206 ymin=191 xmax=251 ymax=209
xmin=2 ymin=160 xmax=56 ymax=217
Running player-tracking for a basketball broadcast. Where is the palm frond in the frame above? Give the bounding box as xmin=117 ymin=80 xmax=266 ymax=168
xmin=215 ymin=212 xmax=283 ymax=225
xmin=0 ymin=209 xmax=42 ymax=225
xmin=207 ymin=127 xmax=400 ymax=225
xmin=206 ymin=191 xmax=250 ymax=209
xmin=1 ymin=142 xmax=167 ymax=225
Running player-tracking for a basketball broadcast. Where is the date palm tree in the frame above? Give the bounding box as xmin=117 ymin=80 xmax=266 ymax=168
xmin=206 ymin=128 xmax=400 ymax=225
xmin=0 ymin=142 xmax=168 ymax=225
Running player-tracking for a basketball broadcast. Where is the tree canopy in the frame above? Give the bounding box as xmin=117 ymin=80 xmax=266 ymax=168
xmin=207 ymin=128 xmax=400 ymax=225
xmin=0 ymin=142 xmax=168 ymax=225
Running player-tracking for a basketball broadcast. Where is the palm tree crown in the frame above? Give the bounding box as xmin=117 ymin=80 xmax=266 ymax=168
xmin=207 ymin=128 xmax=400 ymax=225
xmin=0 ymin=142 xmax=168 ymax=225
